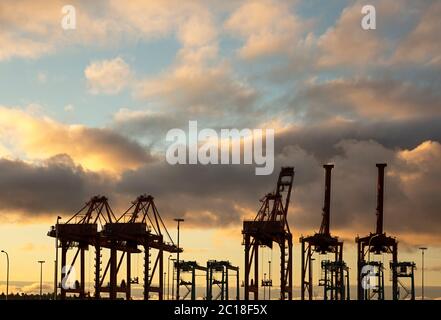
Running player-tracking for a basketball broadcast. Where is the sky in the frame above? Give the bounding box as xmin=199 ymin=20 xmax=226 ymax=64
xmin=0 ymin=0 xmax=440 ymax=298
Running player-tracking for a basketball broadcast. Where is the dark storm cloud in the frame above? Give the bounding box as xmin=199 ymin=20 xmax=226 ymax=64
xmin=112 ymin=109 xmax=182 ymax=141
xmin=0 ymin=154 xmax=113 ymax=216
xmin=288 ymin=139 xmax=441 ymax=236
xmin=110 ymin=107 xmax=271 ymax=152
xmin=1 ymin=135 xmax=440 ymax=242
xmin=111 ymin=138 xmax=441 ymax=241
xmin=77 ymin=126 xmax=154 ymax=166
xmin=276 ymin=117 xmax=441 ymax=161
xmin=103 ymin=73 xmax=441 ymax=236
xmin=116 ymin=162 xmax=271 ymax=226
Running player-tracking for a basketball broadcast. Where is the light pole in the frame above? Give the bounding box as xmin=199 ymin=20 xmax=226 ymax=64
xmin=1 ymin=250 xmax=9 ymax=300
xmin=263 ymin=273 xmax=267 ymax=300
xmin=174 ymin=218 xmax=184 ymax=301
xmin=167 ymin=255 xmax=172 ymax=300
xmin=268 ymin=260 xmax=272 ymax=300
xmin=164 ymin=271 xmax=167 ymax=298
xmin=171 ymin=258 xmax=176 ymax=300
xmin=311 ymin=258 xmax=315 ymax=299
xmin=54 ymin=216 xmax=61 ymax=300
xmin=419 ymin=247 xmax=427 ymax=300
xmin=38 ymin=260 xmax=45 ymax=299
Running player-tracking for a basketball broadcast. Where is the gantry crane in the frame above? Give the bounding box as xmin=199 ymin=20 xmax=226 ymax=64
xmin=300 ymin=165 xmax=349 ymax=300
xmin=356 ymin=164 xmax=415 ymax=300
xmin=206 ymin=260 xmax=239 ymax=300
xmin=242 ymin=167 xmax=294 ymax=300
xmin=48 ymin=195 xmax=135 ymax=299
xmin=103 ymin=194 xmax=181 ymax=300
xmin=356 ymin=164 xmax=397 ymax=300
xmin=390 ymin=261 xmax=416 ymax=300
xmin=175 ymin=260 xmax=207 ymax=300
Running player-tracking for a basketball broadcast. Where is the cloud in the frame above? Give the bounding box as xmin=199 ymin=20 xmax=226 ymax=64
xmin=265 ymin=70 xmax=441 ymax=161
xmin=254 ymin=139 xmax=441 ymax=244
xmin=111 ymin=108 xmax=181 ymax=146
xmin=116 ymin=162 xmax=268 ymax=227
xmin=111 ymin=138 xmax=441 ymax=244
xmin=101 ymin=0 xmax=263 ymax=126
xmin=0 ymin=0 xmax=60 ymax=60
xmin=135 ymin=64 xmax=257 ymax=117
xmin=64 ymin=104 xmax=74 ymax=112
xmin=393 ymin=141 xmax=441 ymax=234
xmin=276 ymin=116 xmax=441 ymax=161
xmin=0 ymin=0 xmax=65 ymax=36
xmin=109 ymin=0 xmax=202 ymax=41
xmin=0 ymin=0 xmax=118 ymax=61
xmin=0 ymin=0 xmax=440 ymax=248
xmin=0 ymin=0 xmax=437 ymax=74
xmin=393 ymin=1 xmax=441 ymax=66
xmin=316 ymin=2 xmax=384 ymax=68
xmin=302 ymin=140 xmax=441 ymax=239
xmin=0 ymin=154 xmax=113 ymax=218
xmin=0 ymin=0 xmax=218 ymax=61
xmin=130 ymin=1 xmax=259 ymax=121
xmin=176 ymin=9 xmax=217 ymax=48
xmin=85 ymin=57 xmax=131 ymax=95
xmin=130 ymin=2 xmax=258 ymax=122
xmin=0 ymin=0 xmax=251 ymax=64
xmin=0 ymin=31 xmax=53 ymax=61
xmin=0 ymin=106 xmax=152 ymax=174
xmin=289 ymin=78 xmax=441 ymax=123
xmin=225 ymin=0 xmax=303 ymax=59
xmin=220 ymin=0 xmax=439 ymax=83
xmin=1 ymin=125 xmax=441 ymax=244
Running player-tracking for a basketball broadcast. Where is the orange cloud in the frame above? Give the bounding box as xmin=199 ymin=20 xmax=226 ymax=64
xmin=393 ymin=1 xmax=441 ymax=66
xmin=317 ymin=2 xmax=383 ymax=67
xmin=0 ymin=0 xmax=117 ymax=61
xmin=85 ymin=57 xmax=132 ymax=95
xmin=0 ymin=106 xmax=151 ymax=174
xmin=0 ymin=0 xmax=218 ymax=61
xmin=225 ymin=0 xmax=302 ymax=59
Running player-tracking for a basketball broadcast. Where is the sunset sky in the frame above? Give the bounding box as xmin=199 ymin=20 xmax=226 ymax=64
xmin=0 ymin=0 xmax=440 ymax=297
